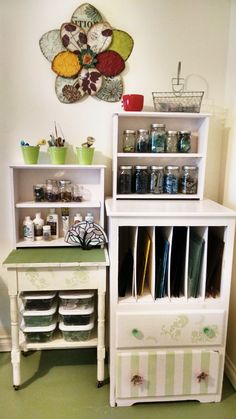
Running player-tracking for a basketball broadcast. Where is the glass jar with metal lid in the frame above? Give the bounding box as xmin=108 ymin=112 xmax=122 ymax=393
xmin=118 ymin=165 xmax=133 ymax=194
xmin=45 ymin=179 xmax=58 ymax=202
xmin=164 ymin=165 xmax=179 ymax=194
xmin=149 ymin=123 xmax=166 ymax=153
xmin=136 ymin=129 xmax=149 ymax=152
xmin=179 ymin=165 xmax=198 ymax=194
xmin=166 ymin=130 xmax=178 ymax=153
xmin=58 ymin=180 xmax=72 ymax=202
xmin=178 ymin=130 xmax=191 ymax=152
xmin=134 ymin=165 xmax=148 ymax=194
xmin=122 ymin=129 xmax=136 ymax=152
xmin=150 ymin=166 xmax=164 ymax=194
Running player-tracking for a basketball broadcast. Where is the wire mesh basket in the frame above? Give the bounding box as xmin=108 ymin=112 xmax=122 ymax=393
xmin=152 ymin=91 xmax=204 ymax=113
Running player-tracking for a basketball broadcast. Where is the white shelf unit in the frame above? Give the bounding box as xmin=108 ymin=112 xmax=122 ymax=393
xmin=105 ymin=198 xmax=236 ymax=406
xmin=112 ymin=112 xmax=210 ymax=200
xmin=10 ymin=164 xmax=106 ymax=248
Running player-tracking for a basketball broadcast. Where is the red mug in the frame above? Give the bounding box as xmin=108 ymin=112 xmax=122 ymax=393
xmin=122 ymin=94 xmax=144 ymax=111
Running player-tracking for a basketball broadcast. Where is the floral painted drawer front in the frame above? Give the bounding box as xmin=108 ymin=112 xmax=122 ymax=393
xmin=17 ymin=267 xmax=106 ymax=292
xmin=116 ymin=310 xmax=225 ymax=348
xmin=116 ymin=349 xmax=221 ymax=399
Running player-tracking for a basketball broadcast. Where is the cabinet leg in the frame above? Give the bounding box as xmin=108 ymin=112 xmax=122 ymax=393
xmin=10 ymin=295 xmax=21 ymax=388
xmin=97 ymin=291 xmax=105 ymax=383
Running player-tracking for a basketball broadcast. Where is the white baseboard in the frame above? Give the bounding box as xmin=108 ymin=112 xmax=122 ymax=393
xmin=225 ymin=353 xmax=236 ymax=390
xmin=0 ymin=335 xmax=11 ymax=352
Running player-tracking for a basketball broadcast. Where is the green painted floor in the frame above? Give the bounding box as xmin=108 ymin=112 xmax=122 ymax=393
xmin=0 ymin=349 xmax=236 ymax=419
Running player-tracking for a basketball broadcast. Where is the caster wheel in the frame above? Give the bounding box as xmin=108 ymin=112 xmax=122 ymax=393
xmin=13 ymin=385 xmax=19 ymax=391
xmin=97 ymin=381 xmax=103 ymax=388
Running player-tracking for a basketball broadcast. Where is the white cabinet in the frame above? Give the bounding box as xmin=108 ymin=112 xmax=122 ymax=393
xmin=10 ymin=164 xmax=105 ymax=247
xmin=105 ymin=198 xmax=235 ymax=406
xmin=112 ymin=112 xmax=210 ymax=200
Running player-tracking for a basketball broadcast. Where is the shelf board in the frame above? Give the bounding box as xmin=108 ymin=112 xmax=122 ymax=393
xmin=113 ymin=111 xmax=211 ymax=118
xmin=115 ymin=194 xmax=200 ymax=200
xmin=16 ymin=237 xmax=70 ymax=247
xmin=20 ymin=329 xmax=98 ymax=351
xmin=117 ymin=153 xmax=203 ymax=158
xmin=16 ymin=200 xmax=101 ymax=208
xmin=10 ymin=164 xmax=106 ymax=169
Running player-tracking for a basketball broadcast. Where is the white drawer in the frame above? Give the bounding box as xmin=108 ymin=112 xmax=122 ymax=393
xmin=116 ymin=310 xmax=225 ymax=348
xmin=17 ymin=267 xmax=106 ymax=292
xmin=116 ymin=348 xmax=221 ymax=399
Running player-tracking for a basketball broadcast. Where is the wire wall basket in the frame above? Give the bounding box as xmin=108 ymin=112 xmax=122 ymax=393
xmin=152 ymin=62 xmax=204 ymax=113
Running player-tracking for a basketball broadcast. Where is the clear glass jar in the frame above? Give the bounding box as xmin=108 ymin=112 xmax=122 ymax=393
xmin=179 ymin=165 xmax=198 ymax=194
xmin=135 ymin=129 xmax=149 ymax=152
xmin=150 ymin=166 xmax=164 ymax=194
xmin=178 ymin=130 xmax=191 ymax=152
xmin=33 ymin=184 xmax=45 ymax=202
xmin=58 ymin=180 xmax=72 ymax=202
xmin=118 ymin=165 xmax=132 ymax=194
xmin=149 ymin=123 xmax=166 ymax=153
xmin=45 ymin=179 xmax=58 ymax=202
xmin=123 ymin=130 xmax=136 ymax=152
xmin=134 ymin=165 xmax=148 ymax=194
xmin=164 ymin=165 xmax=179 ymax=194
xmin=166 ymin=130 xmax=178 ymax=153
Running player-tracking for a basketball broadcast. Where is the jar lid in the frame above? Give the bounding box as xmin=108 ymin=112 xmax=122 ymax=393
xmin=43 ymin=225 xmax=51 ymax=231
xmin=135 ymin=165 xmax=148 ymax=169
xmin=167 ymin=130 xmax=178 ymax=135
xmin=183 ymin=165 xmax=198 ymax=170
xmin=120 ymin=165 xmax=132 ymax=170
xmin=151 ymin=165 xmax=164 ymax=170
xmin=137 ymin=129 xmax=149 ymax=133
xmin=123 ymin=129 xmax=136 ymax=134
xmin=46 ymin=179 xmax=57 ymax=184
xmin=166 ymin=165 xmax=179 ymax=170
xmin=151 ymin=123 xmax=165 ymax=128
xmin=179 ymin=130 xmax=191 ymax=134
xmin=59 ymin=180 xmax=71 ymax=186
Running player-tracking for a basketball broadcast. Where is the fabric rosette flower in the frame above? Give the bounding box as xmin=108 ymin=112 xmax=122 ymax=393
xmin=39 ymin=3 xmax=134 ymax=103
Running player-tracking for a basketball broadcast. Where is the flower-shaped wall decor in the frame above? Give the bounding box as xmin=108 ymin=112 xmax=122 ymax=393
xmin=39 ymin=3 xmax=134 ymax=103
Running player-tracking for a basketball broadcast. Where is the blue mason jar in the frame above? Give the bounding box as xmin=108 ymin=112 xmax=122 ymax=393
xmin=134 ymin=165 xmax=148 ymax=194
xmin=164 ymin=165 xmax=179 ymax=194
xmin=149 ymin=124 xmax=166 ymax=153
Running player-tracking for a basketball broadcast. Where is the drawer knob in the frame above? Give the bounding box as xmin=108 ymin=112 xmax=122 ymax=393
xmin=132 ymin=328 xmax=143 ymax=339
xmin=203 ymin=327 xmax=216 ymax=339
xmin=131 ymin=374 xmax=144 ymax=385
xmin=197 ymin=371 xmax=208 ymax=383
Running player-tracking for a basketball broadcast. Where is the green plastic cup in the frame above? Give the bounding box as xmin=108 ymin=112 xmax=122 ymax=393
xmin=76 ymin=147 xmax=94 ymax=165
xmin=21 ymin=146 xmax=39 ymax=164
xmin=49 ymin=147 xmax=67 ymax=164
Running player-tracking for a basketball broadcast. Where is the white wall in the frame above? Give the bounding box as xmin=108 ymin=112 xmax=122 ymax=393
xmin=0 ymin=0 xmax=232 ymax=348
xmin=223 ymin=0 xmax=236 ymax=390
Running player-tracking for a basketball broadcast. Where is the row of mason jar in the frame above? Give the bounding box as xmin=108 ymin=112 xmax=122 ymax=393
xmin=118 ymin=165 xmax=198 ymax=195
xmin=123 ymin=125 xmax=192 ymax=153
xmin=33 ymin=179 xmax=83 ymax=202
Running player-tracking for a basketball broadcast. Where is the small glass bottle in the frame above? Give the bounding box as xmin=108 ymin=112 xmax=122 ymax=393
xmin=85 ymin=212 xmax=94 ymax=222
xmin=150 ymin=166 xmax=164 ymax=194
xmin=74 ymin=213 xmax=83 ymax=223
xmin=179 ymin=165 xmax=198 ymax=194
xmin=166 ymin=130 xmax=178 ymax=153
xmin=45 ymin=179 xmax=58 ymax=202
xmin=178 ymin=130 xmax=191 ymax=152
xmin=58 ymin=180 xmax=72 ymax=202
xmin=43 ymin=225 xmax=51 ymax=241
xmin=149 ymin=123 xmax=166 ymax=153
xmin=134 ymin=165 xmax=148 ymax=194
xmin=23 ymin=216 xmax=34 ymax=242
xmin=164 ymin=165 xmax=179 ymax=194
xmin=118 ymin=165 xmax=132 ymax=194
xmin=136 ymin=129 xmax=149 ymax=152
xmin=122 ymin=130 xmax=136 ymax=152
